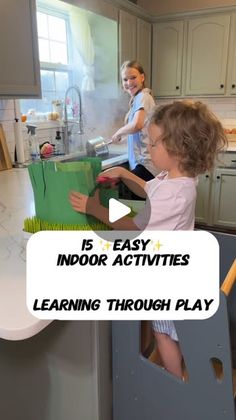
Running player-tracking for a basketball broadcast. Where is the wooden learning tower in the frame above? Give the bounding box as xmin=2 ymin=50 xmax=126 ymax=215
xmin=112 ymin=232 xmax=236 ymax=420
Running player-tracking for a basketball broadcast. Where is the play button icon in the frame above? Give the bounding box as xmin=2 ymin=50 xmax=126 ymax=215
xmin=85 ymin=176 xmax=151 ymax=242
xmin=109 ymin=198 xmax=131 ymax=223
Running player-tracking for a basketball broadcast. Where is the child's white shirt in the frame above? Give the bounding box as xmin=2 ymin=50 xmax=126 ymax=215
xmin=134 ymin=171 xmax=197 ymax=231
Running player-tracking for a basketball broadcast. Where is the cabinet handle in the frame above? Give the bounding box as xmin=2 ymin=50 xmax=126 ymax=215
xmin=176 ymin=86 xmax=180 ymax=90
xmin=232 ymin=84 xmax=236 ymax=88
xmin=205 ymin=174 xmax=209 ymax=178
xmin=216 ymin=175 xmax=221 ymax=180
xmin=220 ymin=84 xmax=224 ymax=89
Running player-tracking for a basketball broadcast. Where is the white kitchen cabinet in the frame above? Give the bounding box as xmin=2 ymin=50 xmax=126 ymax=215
xmin=195 ymin=152 xmax=236 ymax=230
xmin=185 ymin=14 xmax=230 ymax=95
xmin=119 ymin=10 xmax=152 ymax=86
xmin=152 ymin=20 xmax=184 ymax=97
xmin=137 ymin=18 xmax=152 ymax=87
xmin=212 ymin=168 xmax=236 ymax=228
xmin=153 ymin=13 xmax=235 ymax=98
xmin=119 ymin=10 xmax=137 ymax=64
xmin=226 ymin=13 xmax=236 ymax=95
xmin=0 ymin=0 xmax=41 ymax=98
xmin=0 ymin=321 xmax=112 ymax=420
xmin=195 ymin=173 xmax=212 ymax=224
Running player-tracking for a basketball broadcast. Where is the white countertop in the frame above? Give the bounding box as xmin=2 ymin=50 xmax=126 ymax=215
xmin=0 ymin=148 xmax=128 ymax=341
xmin=0 ymin=169 xmax=51 ymax=340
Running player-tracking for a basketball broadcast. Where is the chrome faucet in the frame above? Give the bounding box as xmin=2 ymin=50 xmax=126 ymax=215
xmin=63 ymin=85 xmax=84 ymax=154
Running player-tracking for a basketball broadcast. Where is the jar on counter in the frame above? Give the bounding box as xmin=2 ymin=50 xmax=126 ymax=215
xmin=52 ymin=100 xmax=63 ymax=120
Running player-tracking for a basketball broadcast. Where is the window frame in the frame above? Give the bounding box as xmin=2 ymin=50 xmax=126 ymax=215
xmin=37 ymin=4 xmax=73 ymax=96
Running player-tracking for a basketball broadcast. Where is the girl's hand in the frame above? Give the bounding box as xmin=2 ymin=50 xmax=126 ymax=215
xmin=111 ymin=132 xmax=122 ymax=143
xmin=69 ymin=189 xmax=100 ymax=215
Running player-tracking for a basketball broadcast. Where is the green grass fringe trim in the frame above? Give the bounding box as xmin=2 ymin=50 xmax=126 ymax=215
xmin=24 ymin=216 xmax=111 ymax=233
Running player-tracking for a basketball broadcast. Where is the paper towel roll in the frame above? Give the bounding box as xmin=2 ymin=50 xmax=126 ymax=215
xmin=14 ymin=100 xmax=25 ymax=164
xmin=14 ymin=119 xmax=25 ymax=164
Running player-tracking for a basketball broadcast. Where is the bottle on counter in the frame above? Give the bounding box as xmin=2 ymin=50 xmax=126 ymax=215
xmin=55 ymin=130 xmax=64 ymax=155
xmin=26 ymin=124 xmax=40 ymax=161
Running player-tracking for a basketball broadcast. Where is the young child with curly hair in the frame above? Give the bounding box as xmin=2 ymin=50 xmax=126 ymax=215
xmin=69 ymin=100 xmax=227 ymax=378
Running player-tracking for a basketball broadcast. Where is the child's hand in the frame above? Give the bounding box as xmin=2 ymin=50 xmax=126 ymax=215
xmin=99 ymin=166 xmax=124 ymax=179
xmin=69 ymin=189 xmax=100 ymax=215
xmin=96 ymin=175 xmax=119 ymax=188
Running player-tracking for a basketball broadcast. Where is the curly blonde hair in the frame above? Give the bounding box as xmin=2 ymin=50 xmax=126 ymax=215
xmin=146 ymin=100 xmax=228 ymax=177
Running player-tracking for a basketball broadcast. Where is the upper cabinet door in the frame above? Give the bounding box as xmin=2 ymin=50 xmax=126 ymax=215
xmin=119 ymin=10 xmax=137 ymax=66
xmin=185 ymin=15 xmax=230 ymax=95
xmin=152 ymin=21 xmax=184 ymax=97
xmin=0 ymin=0 xmax=41 ymax=98
xmin=119 ymin=11 xmax=151 ymax=86
xmin=226 ymin=13 xmax=236 ymax=95
xmin=136 ymin=18 xmax=152 ymax=88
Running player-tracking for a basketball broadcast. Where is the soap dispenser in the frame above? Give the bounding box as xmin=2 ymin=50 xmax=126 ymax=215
xmin=26 ymin=124 xmax=40 ymax=161
xmin=55 ymin=130 xmax=64 ymax=155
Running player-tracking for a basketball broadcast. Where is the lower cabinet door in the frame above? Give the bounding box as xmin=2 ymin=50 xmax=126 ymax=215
xmin=212 ymin=168 xmax=236 ymax=228
xmin=195 ymin=172 xmax=212 ymax=224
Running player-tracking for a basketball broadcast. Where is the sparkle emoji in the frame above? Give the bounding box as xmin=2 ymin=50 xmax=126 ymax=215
xmin=151 ymin=240 xmax=163 ymax=251
xmin=100 ymin=240 xmax=112 ymax=251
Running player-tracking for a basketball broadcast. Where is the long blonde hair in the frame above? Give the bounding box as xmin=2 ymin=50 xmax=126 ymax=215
xmin=121 ymin=60 xmax=147 ymax=124
xmin=120 ymin=60 xmax=146 ymax=88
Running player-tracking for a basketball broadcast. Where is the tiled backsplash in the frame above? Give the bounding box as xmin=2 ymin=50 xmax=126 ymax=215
xmin=156 ymin=97 xmax=236 ymax=128
xmin=1 ymin=96 xmax=236 ymax=163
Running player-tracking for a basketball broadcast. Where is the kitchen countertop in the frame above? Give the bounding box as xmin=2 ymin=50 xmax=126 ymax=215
xmin=57 ymin=144 xmax=128 ymax=169
xmin=102 ymin=152 xmax=128 ymax=169
xmin=0 ymin=149 xmax=128 ymax=341
xmin=0 ymin=169 xmax=51 ymax=340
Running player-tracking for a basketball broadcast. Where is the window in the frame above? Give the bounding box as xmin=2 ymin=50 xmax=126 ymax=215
xmin=37 ymin=12 xmax=68 ymax=65
xmin=20 ymin=1 xmax=119 ymax=119
xmin=21 ymin=8 xmax=71 ymax=116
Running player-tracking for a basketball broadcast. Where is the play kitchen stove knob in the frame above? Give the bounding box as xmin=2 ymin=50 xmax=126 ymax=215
xmin=86 ymin=136 xmax=112 ymax=157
